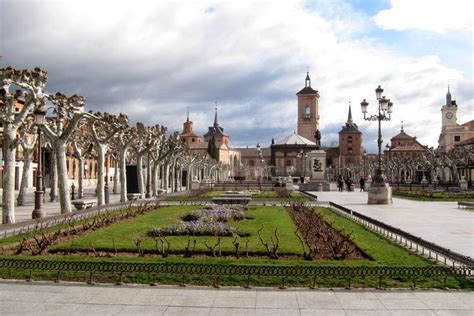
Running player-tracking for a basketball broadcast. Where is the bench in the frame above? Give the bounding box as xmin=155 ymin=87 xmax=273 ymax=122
xmin=127 ymin=193 xmax=142 ymax=201
xmin=71 ymin=200 xmax=96 ymax=211
xmin=458 ymin=201 xmax=474 ymax=209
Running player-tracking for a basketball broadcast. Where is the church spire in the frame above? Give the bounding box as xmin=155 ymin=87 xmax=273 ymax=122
xmin=186 ymin=106 xmax=190 ymax=123
xmin=213 ymin=103 xmax=218 ymax=127
xmin=305 ymin=72 xmax=311 ymax=88
xmin=446 ymin=84 xmax=452 ymax=106
xmin=347 ymin=101 xmax=353 ymax=123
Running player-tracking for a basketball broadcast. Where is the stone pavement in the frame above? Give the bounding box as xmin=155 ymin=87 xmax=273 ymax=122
xmin=312 ymin=191 xmax=474 ymax=258
xmin=0 ymin=281 xmax=472 ymax=315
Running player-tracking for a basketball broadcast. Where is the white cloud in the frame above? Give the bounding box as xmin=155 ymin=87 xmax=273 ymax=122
xmin=374 ymin=0 xmax=473 ymax=33
xmin=2 ymin=0 xmax=472 ymax=151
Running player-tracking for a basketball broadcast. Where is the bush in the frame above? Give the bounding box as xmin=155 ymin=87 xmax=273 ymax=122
xmin=275 ymin=188 xmax=291 ymax=198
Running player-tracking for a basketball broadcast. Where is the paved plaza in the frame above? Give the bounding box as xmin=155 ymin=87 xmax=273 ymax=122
xmin=312 ymin=191 xmax=474 ymax=258
xmin=0 ymin=281 xmax=473 ymax=315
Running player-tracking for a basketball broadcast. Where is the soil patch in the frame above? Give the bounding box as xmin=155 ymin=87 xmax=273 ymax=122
xmin=286 ymin=204 xmax=368 ymax=260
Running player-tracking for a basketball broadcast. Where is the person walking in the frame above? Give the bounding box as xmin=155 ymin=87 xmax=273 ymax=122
xmin=337 ymin=175 xmax=344 ymax=192
xmin=346 ymin=177 xmax=353 ymax=192
xmin=359 ymin=176 xmax=365 ymax=192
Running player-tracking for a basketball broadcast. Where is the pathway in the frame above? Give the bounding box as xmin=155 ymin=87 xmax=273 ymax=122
xmin=1 ymin=281 xmax=472 ymax=315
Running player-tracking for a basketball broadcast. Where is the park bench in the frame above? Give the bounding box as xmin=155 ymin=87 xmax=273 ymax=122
xmin=458 ymin=201 xmax=474 ymax=209
xmin=71 ymin=199 xmax=96 ymax=211
xmin=127 ymin=193 xmax=142 ymax=201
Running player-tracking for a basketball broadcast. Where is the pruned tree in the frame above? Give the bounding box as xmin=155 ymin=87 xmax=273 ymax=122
xmin=41 ymin=93 xmax=94 ymax=213
xmin=71 ymin=121 xmax=94 ymax=199
xmin=90 ymin=111 xmax=128 ymax=205
xmin=16 ymin=117 xmax=37 ymax=206
xmin=0 ymin=67 xmax=48 ymax=223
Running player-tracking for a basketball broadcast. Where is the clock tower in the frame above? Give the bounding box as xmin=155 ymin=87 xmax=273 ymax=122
xmin=296 ymin=72 xmax=320 ymax=142
xmin=441 ymin=85 xmax=457 ymax=129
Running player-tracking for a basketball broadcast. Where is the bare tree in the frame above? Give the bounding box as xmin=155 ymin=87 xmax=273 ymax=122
xmin=16 ymin=118 xmax=37 ymax=206
xmin=90 ymin=112 xmax=128 ymax=205
xmin=41 ymin=93 xmax=94 ymax=213
xmin=1 ymin=67 xmax=47 ymax=223
xmin=71 ymin=121 xmax=94 ymax=199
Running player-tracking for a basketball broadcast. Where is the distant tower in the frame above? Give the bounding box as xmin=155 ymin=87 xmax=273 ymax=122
xmin=339 ymin=102 xmax=362 ymax=157
xmin=296 ymin=72 xmax=320 ymax=141
xmin=179 ymin=107 xmax=201 ymax=147
xmin=203 ymin=106 xmax=229 ymax=146
xmin=441 ymin=85 xmax=458 ymax=129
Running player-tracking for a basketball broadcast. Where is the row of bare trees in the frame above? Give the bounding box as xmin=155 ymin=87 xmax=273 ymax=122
xmin=1 ymin=66 xmax=221 ymax=224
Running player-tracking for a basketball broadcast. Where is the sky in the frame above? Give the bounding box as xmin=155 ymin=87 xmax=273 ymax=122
xmin=1 ymin=0 xmax=473 ymax=152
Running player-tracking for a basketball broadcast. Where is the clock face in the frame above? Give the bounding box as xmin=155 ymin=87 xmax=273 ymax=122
xmin=446 ymin=112 xmax=453 ymax=119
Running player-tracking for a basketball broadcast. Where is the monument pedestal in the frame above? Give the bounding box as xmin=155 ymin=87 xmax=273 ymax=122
xmin=299 ymin=149 xmax=330 ymax=192
xmin=367 ymin=183 xmax=392 ymax=204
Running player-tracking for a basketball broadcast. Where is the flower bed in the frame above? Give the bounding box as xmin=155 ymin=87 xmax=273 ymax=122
xmin=149 ymin=206 xmax=246 ymax=237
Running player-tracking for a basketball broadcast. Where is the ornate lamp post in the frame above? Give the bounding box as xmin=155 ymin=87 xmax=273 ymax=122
xmin=32 ymin=106 xmax=46 ymax=219
xmin=256 ymin=143 xmax=262 ymax=183
xmin=361 ymin=85 xmax=394 ymax=204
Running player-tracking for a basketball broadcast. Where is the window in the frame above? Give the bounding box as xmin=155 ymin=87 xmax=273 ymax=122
xmin=192 ymin=138 xmax=195 ymax=143
xmin=286 ymin=160 xmax=292 ymax=166
xmin=347 ymin=136 xmax=353 ymax=143
xmin=304 ymin=105 xmax=311 ymax=119
xmin=454 ymin=135 xmax=461 ymax=142
xmin=249 ymin=160 xmax=254 ymax=167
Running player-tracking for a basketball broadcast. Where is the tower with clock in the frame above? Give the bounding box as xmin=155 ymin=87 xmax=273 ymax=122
xmin=441 ymin=85 xmax=457 ymax=129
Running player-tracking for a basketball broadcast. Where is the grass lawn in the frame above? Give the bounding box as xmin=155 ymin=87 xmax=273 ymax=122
xmin=3 ymin=204 xmax=471 ymax=288
xmin=51 ymin=205 xmax=303 ymax=255
xmin=161 ymin=190 xmax=312 ymax=202
xmin=393 ymin=191 xmax=474 ymax=202
xmin=50 ymin=205 xmax=430 ymax=266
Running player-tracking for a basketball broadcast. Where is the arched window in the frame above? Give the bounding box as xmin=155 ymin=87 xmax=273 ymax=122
xmin=304 ymin=105 xmax=311 ymax=119
xmin=347 ymin=136 xmax=353 ymax=143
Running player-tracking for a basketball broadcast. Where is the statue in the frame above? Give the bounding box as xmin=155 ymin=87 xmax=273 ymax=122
xmin=314 ymin=129 xmax=321 ymax=148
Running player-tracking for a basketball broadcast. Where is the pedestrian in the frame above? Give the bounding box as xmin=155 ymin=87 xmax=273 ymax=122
xmin=337 ymin=175 xmax=344 ymax=192
xmin=359 ymin=176 xmax=365 ymax=192
xmin=346 ymin=177 xmax=352 ymax=192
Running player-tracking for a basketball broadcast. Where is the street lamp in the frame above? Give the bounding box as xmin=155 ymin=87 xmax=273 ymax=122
xmin=256 ymin=143 xmax=262 ymax=183
xmin=297 ymin=149 xmax=307 ymax=183
xmin=32 ymin=106 xmax=46 ymax=219
xmin=361 ymin=85 xmax=394 ymax=204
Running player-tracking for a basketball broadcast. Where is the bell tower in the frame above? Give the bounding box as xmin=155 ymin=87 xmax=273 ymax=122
xmin=441 ymin=85 xmax=458 ymax=129
xmin=296 ymin=72 xmax=320 ymax=142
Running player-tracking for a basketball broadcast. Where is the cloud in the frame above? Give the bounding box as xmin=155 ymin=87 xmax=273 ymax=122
xmin=1 ymin=0 xmax=472 ymax=153
xmin=373 ymin=0 xmax=473 ymax=33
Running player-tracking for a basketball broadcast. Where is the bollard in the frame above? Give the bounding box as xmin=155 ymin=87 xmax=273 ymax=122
xmin=104 ymin=185 xmax=110 ymax=204
xmin=71 ymin=184 xmax=76 ymax=200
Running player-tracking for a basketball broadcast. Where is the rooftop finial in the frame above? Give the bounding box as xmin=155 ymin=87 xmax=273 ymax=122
xmin=347 ymin=100 xmax=353 ymax=123
xmin=401 ymin=121 xmax=404 ymax=132
xmin=214 ymin=101 xmax=218 ymax=126
xmin=186 ymin=106 xmax=190 ymax=122
xmin=305 ymin=71 xmax=311 ymax=88
xmin=446 ymin=83 xmax=452 ymax=106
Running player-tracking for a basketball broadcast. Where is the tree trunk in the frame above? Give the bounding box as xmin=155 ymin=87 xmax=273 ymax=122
xmin=78 ymin=157 xmax=84 ymax=199
xmin=17 ymin=148 xmax=32 ymax=206
xmin=113 ymin=158 xmax=118 ymax=194
xmin=2 ymin=128 xmax=17 ymax=224
xmin=137 ymin=152 xmax=144 ymax=198
xmin=54 ymin=143 xmax=72 ymax=213
xmin=50 ymin=150 xmax=58 ymax=202
xmin=163 ymin=163 xmax=170 ymax=193
xmin=119 ymin=147 xmax=128 ymax=202
xmin=95 ymin=144 xmax=106 ymax=206
xmin=152 ymin=161 xmax=159 ymax=196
